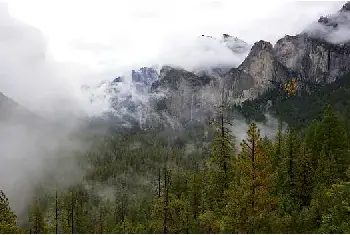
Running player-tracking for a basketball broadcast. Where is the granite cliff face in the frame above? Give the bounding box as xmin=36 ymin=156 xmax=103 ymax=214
xmin=274 ymin=34 xmax=350 ymax=84
xmin=273 ymin=2 xmax=350 ymax=85
xmin=132 ymin=67 xmax=158 ymax=86
xmin=151 ymin=66 xmax=214 ymax=124
xmin=225 ymin=41 xmax=289 ymax=98
xmin=103 ymin=2 xmax=350 ymax=128
xmin=223 ymin=2 xmax=350 ymax=100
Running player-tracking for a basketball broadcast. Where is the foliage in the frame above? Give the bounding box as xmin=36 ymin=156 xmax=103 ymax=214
xmin=5 ymin=75 xmax=350 ymax=233
xmin=0 ymin=190 xmax=20 ymax=233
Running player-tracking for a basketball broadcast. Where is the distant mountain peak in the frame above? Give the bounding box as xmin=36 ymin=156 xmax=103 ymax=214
xmin=131 ymin=67 xmax=158 ymax=86
xmin=306 ymin=1 xmax=350 ymax=44
xmin=200 ymin=33 xmax=250 ymax=54
xmin=340 ymin=1 xmax=350 ymax=12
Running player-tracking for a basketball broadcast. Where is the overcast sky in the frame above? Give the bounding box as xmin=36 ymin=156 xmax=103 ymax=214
xmin=0 ymin=0 xmax=345 ymax=115
xmin=5 ymin=0 xmax=345 ymax=71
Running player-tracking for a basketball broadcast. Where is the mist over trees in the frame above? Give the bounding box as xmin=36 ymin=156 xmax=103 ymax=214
xmin=2 ymin=1 xmax=350 ymax=234
xmin=2 ymin=90 xmax=350 ymax=233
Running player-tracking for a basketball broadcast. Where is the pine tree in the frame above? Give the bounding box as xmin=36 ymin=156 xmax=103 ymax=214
xmin=318 ymin=168 xmax=350 ymax=233
xmin=209 ymin=79 xmax=236 ymax=184
xmin=273 ymin=119 xmax=283 ymax=169
xmin=223 ymin=123 xmax=276 ymax=233
xmin=293 ymin=141 xmax=314 ymax=207
xmin=280 ymin=128 xmax=300 ymax=196
xmin=0 ymin=190 xmax=19 ymax=234
xmin=29 ymin=199 xmax=48 ymax=234
xmin=305 ymin=105 xmax=348 ymax=187
xmin=316 ymin=105 xmax=348 ymax=181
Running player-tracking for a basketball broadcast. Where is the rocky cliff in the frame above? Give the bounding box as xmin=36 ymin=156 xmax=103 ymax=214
xmin=220 ymin=40 xmax=291 ymax=101
xmin=151 ymin=66 xmax=215 ymax=124
xmin=274 ymin=34 xmax=350 ymax=84
xmin=104 ymin=2 xmax=350 ymax=128
xmin=0 ymin=92 xmax=39 ymax=125
xmin=224 ymin=2 xmax=350 ymax=99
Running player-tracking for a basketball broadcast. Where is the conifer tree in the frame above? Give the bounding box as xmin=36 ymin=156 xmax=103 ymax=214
xmin=29 ymin=199 xmax=48 ymax=234
xmin=317 ymin=105 xmax=348 ymax=181
xmin=0 ymin=190 xmax=19 ymax=234
xmin=223 ymin=123 xmax=275 ymax=233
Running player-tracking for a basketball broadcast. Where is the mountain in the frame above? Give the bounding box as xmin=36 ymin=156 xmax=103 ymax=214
xmin=222 ymin=33 xmax=251 ymax=54
xmin=224 ymin=40 xmax=290 ymax=101
xmin=151 ymin=66 xmax=215 ymax=125
xmin=131 ymin=67 xmax=158 ymax=86
xmin=98 ymin=2 xmax=350 ymax=130
xmin=224 ymin=2 xmax=350 ymax=100
xmin=154 ymin=2 xmax=350 ymax=108
xmin=0 ymin=92 xmax=40 ymax=126
xmin=236 ymin=71 xmax=350 ymax=133
xmin=235 ymin=2 xmax=350 ymax=130
xmin=200 ymin=34 xmax=251 ymax=55
xmin=103 ymin=34 xmax=250 ymax=129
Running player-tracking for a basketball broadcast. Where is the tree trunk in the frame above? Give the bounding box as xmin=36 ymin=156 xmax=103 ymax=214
xmin=71 ymin=191 xmax=74 ymax=234
xmin=251 ymin=138 xmax=255 ymax=212
xmin=158 ymin=168 xmax=161 ymax=198
xmin=55 ymin=191 xmax=58 ymax=234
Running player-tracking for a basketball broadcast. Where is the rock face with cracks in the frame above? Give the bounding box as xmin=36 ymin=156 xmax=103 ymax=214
xmin=105 ymin=2 xmax=350 ymax=127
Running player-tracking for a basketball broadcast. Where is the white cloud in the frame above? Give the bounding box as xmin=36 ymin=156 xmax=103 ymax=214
xmin=6 ymin=0 xmax=345 ymax=71
xmin=304 ymin=5 xmax=350 ymax=44
xmin=0 ymin=0 xmax=346 ymax=219
xmin=0 ymin=0 xmax=342 ymax=121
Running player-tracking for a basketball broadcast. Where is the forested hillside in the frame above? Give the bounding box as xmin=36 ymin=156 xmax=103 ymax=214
xmin=2 ymin=2 xmax=350 ymax=234
xmin=1 ymin=99 xmax=350 ymax=233
xmin=236 ymin=72 xmax=350 ymax=133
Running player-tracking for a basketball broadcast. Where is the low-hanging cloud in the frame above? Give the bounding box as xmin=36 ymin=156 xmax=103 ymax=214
xmin=0 ymin=3 xmax=115 ymax=221
xmin=154 ymin=35 xmax=250 ymax=71
xmin=0 ymin=2 xmax=116 ymax=118
xmin=0 ymin=0 xmax=346 ymax=225
xmin=304 ymin=5 xmax=350 ymax=44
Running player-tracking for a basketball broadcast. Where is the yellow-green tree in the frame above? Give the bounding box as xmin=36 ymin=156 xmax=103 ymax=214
xmin=0 ymin=190 xmax=19 ymax=234
xmin=223 ymin=123 xmax=276 ymax=233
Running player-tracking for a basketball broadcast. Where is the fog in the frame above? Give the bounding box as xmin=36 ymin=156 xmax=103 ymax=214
xmin=304 ymin=3 xmax=350 ymax=44
xmin=0 ymin=3 xmax=110 ymax=219
xmin=0 ymin=0 xmax=347 ymax=223
xmin=155 ymin=35 xmax=250 ymax=71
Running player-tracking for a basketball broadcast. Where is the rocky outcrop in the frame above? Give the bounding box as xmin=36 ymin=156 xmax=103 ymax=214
xmin=272 ymin=1 xmax=350 ymax=84
xmin=223 ymin=68 xmax=255 ymax=101
xmin=224 ymin=2 xmax=350 ymax=98
xmin=152 ymin=66 xmax=214 ymax=123
xmin=104 ymin=2 xmax=350 ymax=128
xmin=224 ymin=40 xmax=289 ymax=99
xmin=222 ymin=34 xmax=251 ymax=54
xmin=0 ymin=92 xmax=41 ymax=127
xmin=227 ymin=2 xmax=350 ymax=98
xmin=200 ymin=33 xmax=251 ymax=55
xmin=131 ymin=67 xmax=158 ymax=86
xmin=275 ymin=34 xmax=350 ymax=84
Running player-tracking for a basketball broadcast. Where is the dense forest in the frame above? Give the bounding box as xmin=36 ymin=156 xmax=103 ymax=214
xmin=236 ymin=72 xmax=350 ymax=133
xmin=2 ymin=74 xmax=350 ymax=233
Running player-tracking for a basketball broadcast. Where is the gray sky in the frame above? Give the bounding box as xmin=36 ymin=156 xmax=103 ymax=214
xmin=6 ymin=0 xmax=345 ymax=70
xmin=0 ymin=0 xmax=345 ymax=115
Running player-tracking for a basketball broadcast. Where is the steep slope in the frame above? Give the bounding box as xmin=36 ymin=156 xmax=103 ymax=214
xmin=151 ymin=66 xmax=215 ymax=124
xmin=99 ymin=2 xmax=350 ymax=130
xmin=200 ymin=33 xmax=251 ymax=56
xmin=0 ymin=92 xmax=39 ymax=125
xmin=274 ymin=2 xmax=350 ymax=85
xmin=225 ymin=41 xmax=290 ymax=100
xmin=131 ymin=67 xmax=158 ymax=86
xmin=274 ymin=34 xmax=350 ymax=84
xmin=236 ymin=71 xmax=350 ymax=132
xmin=228 ymin=2 xmax=350 ymax=100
